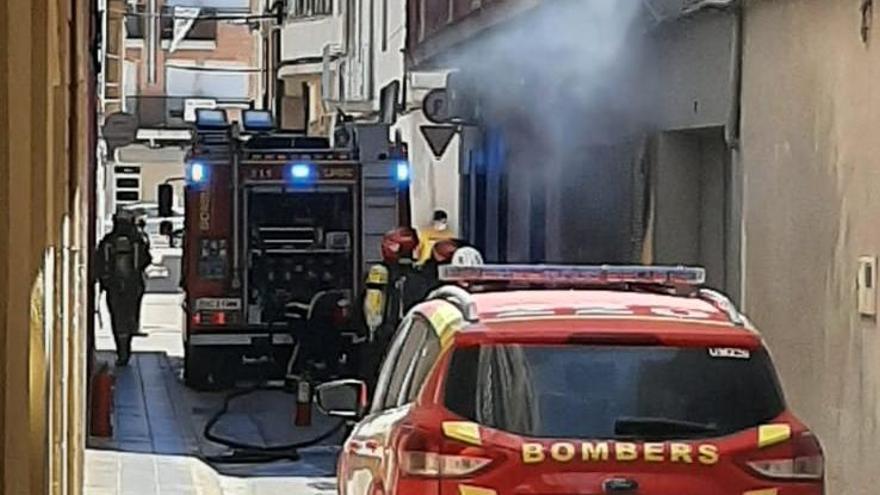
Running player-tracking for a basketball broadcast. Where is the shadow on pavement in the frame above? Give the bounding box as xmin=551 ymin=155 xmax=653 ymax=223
xmin=89 ymin=348 xmax=344 ymax=480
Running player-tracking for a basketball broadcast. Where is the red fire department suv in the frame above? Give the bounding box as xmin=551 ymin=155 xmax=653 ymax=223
xmin=317 ymin=265 xmax=824 ymax=495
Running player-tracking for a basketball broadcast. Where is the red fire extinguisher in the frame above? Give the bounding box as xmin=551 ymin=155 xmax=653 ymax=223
xmin=90 ymin=365 xmax=115 ymax=437
xmin=295 ymin=379 xmax=312 ymax=427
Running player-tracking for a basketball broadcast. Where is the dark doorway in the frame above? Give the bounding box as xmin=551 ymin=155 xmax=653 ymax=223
xmin=651 ymin=127 xmax=731 ymax=292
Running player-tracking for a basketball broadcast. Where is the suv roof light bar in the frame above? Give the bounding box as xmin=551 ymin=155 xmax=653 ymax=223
xmin=439 ymin=264 xmax=706 ymax=287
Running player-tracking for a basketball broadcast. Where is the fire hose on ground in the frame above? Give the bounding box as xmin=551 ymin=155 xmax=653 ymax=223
xmin=201 ymin=345 xmax=347 ymax=464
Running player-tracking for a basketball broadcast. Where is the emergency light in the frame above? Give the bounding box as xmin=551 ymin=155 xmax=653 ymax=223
xmin=187 ymin=162 xmax=208 ymax=185
xmin=439 ymin=264 xmax=706 ymax=286
xmin=396 ymin=162 xmax=410 ymax=183
xmin=195 ymin=108 xmax=229 ymax=130
xmin=242 ymin=110 xmax=274 ymax=132
xmin=289 ymin=163 xmax=314 ymax=181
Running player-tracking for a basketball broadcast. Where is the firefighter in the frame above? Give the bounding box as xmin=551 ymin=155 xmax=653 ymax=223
xmin=359 ymin=227 xmax=419 ymax=389
xmin=96 ymin=211 xmax=152 ymax=366
xmin=405 ymin=238 xmax=463 ymax=308
xmin=416 ymin=210 xmax=455 ymax=265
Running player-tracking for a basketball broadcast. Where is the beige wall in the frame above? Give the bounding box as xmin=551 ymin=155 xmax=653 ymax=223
xmin=0 ymin=0 xmax=91 ymax=492
xmin=130 ymin=11 xmax=259 ymax=97
xmin=741 ymin=1 xmax=880 ymax=493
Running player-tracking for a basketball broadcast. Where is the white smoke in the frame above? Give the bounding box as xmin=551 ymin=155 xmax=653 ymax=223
xmin=450 ymin=0 xmax=652 ymax=146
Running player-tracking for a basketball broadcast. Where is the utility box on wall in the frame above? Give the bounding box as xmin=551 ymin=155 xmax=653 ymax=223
xmin=858 ymin=256 xmax=877 ymax=317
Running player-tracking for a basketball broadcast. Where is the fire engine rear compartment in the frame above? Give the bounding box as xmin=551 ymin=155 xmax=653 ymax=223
xmin=243 ymin=184 xmax=357 ymax=328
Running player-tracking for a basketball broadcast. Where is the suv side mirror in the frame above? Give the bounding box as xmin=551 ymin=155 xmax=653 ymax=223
xmin=315 ymin=379 xmax=367 ymax=419
xmin=158 ymin=184 xmax=174 ymax=217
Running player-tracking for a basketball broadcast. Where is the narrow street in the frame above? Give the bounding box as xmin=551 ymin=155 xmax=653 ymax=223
xmin=7 ymin=0 xmax=880 ymax=494
xmin=86 ymin=294 xmax=339 ymax=494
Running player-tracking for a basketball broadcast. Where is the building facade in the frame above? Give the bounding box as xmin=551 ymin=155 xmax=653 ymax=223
xmin=0 ymin=0 xmax=96 ymax=492
xmin=406 ymin=0 xmax=743 ymax=296
xmin=277 ymin=0 xmax=455 ymax=230
xmin=100 ymin=0 xmax=261 ymax=228
xmin=740 ymin=1 xmax=880 ymax=493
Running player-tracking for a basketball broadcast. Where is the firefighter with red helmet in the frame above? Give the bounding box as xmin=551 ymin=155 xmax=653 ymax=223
xmin=358 ymin=227 xmax=420 ymax=387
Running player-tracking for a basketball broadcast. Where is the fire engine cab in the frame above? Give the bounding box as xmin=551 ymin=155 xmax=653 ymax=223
xmin=158 ymin=108 xmax=411 ymax=389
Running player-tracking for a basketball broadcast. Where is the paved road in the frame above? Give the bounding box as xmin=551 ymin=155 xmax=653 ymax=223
xmin=86 ymin=293 xmax=341 ymax=494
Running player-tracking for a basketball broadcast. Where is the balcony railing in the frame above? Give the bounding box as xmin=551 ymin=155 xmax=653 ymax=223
xmin=126 ymin=6 xmax=218 ymax=41
xmin=289 ymin=0 xmax=334 ymax=19
xmin=125 ymin=96 xmax=252 ymax=129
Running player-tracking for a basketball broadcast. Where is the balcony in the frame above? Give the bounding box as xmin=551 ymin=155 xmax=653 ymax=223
xmin=125 ymin=5 xmax=218 ymax=46
xmin=407 ymin=0 xmax=541 ymax=68
xmin=289 ymin=0 xmax=334 ymax=19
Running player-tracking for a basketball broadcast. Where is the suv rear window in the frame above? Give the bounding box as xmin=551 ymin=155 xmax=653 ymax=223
xmin=444 ymin=344 xmax=786 ymax=440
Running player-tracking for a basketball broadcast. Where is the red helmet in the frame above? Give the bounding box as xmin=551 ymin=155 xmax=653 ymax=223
xmin=381 ymin=227 xmax=419 ymax=264
xmin=432 ymin=239 xmax=461 ymax=264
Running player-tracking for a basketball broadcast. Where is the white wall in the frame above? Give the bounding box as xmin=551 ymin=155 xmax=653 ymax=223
xmin=281 ymin=15 xmax=344 ymax=62
xmin=327 ymin=0 xmax=456 ymax=231
xmin=395 ymin=110 xmax=460 ymax=233
xmin=335 ymin=0 xmax=405 ymax=105
xmin=372 ymin=0 xmax=405 ymax=100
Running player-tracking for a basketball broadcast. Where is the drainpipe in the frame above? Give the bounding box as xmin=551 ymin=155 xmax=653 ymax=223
xmin=724 ymin=0 xmax=743 ymax=148
xmin=146 ymin=0 xmax=158 ymax=84
xmin=728 ymin=1 xmax=746 ymax=307
xmin=368 ymin=0 xmax=376 ymax=101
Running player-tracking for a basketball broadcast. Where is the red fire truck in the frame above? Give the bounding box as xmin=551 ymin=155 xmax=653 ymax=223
xmin=158 ymin=109 xmax=411 ymax=389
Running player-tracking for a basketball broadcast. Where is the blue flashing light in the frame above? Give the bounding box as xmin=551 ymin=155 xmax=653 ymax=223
xmin=242 ymin=110 xmax=274 ymax=132
xmin=187 ymin=162 xmax=208 ymax=185
xmin=396 ymin=162 xmax=410 ymax=183
xmin=195 ymin=109 xmax=228 ymax=130
xmin=290 ymin=163 xmax=314 ymax=181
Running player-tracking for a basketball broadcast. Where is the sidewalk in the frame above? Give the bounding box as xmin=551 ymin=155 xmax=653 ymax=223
xmin=85 ymin=293 xmax=339 ymax=494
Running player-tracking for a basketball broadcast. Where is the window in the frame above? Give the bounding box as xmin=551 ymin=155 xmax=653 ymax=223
xmin=165 ymin=66 xmax=249 ymax=99
xmin=381 ymin=318 xmax=431 ymax=410
xmin=116 ymin=178 xmax=140 ymax=189
xmin=116 ymin=191 xmax=140 ymax=202
xmin=370 ymin=317 xmax=412 ymax=413
xmin=400 ymin=322 xmax=440 ymax=403
xmin=445 ymin=345 xmax=786 ymax=440
xmin=289 ymin=0 xmax=333 ymax=18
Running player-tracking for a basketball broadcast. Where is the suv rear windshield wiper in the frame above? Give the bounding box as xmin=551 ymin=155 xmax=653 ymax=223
xmin=614 ymin=417 xmax=718 ymax=439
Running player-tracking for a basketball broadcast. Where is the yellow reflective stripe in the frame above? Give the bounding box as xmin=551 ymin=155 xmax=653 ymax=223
xmin=428 ymin=305 xmax=463 ymax=339
xmin=442 ymin=421 xmax=482 ymax=446
xmin=744 ymin=489 xmax=778 ymax=495
xmin=758 ymin=424 xmax=792 ymax=449
xmin=366 ymin=265 xmax=389 ymax=284
xmin=458 ymin=486 xmax=497 ymax=495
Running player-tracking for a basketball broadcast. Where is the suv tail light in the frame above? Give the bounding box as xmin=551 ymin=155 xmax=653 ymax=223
xmin=398 ymin=427 xmax=496 ymax=478
xmin=744 ymin=431 xmax=824 ymax=481
xmin=400 ymin=451 xmax=493 ymax=477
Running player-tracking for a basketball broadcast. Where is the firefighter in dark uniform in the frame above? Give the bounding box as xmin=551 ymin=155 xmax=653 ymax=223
xmin=96 ymin=211 xmax=152 ymax=366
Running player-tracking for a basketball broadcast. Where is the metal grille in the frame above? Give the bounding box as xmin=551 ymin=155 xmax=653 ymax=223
xmin=289 ymin=0 xmax=333 ymax=18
